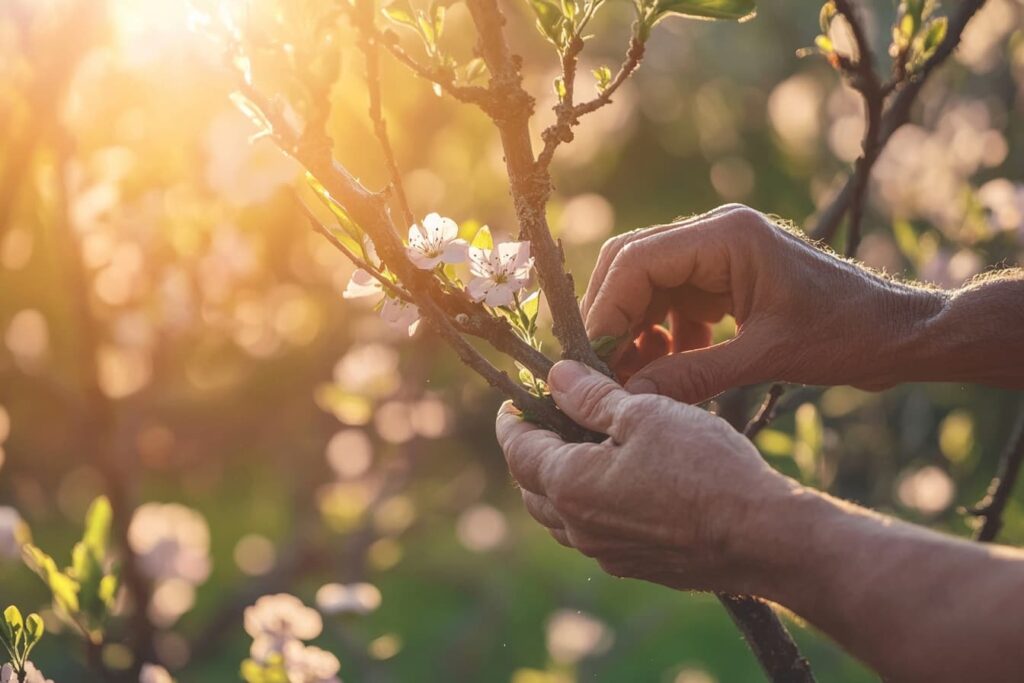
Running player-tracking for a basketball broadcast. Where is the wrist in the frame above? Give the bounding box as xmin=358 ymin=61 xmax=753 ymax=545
xmin=856 ymin=283 xmax=950 ymax=389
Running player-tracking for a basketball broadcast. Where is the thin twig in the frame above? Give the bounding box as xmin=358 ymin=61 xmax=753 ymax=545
xmin=537 ymin=36 xmax=645 ymax=169
xmin=744 ymin=384 xmax=787 ymax=439
xmin=294 ymin=195 xmax=414 ymax=303
xmin=970 ymin=403 xmax=1024 ymax=543
xmin=378 ymin=31 xmax=494 ymax=109
xmin=356 ymin=2 xmax=415 ymax=228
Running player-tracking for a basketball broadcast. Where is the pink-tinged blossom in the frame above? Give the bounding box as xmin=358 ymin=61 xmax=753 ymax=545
xmin=342 ymin=269 xmax=382 ymax=299
xmin=467 ymin=241 xmax=534 ymax=307
xmin=342 ymin=269 xmax=420 ymax=337
xmin=381 ymin=298 xmax=420 ymax=336
xmin=406 ymin=213 xmax=468 ymax=270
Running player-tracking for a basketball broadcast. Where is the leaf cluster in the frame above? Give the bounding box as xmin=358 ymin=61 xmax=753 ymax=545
xmin=22 ymin=497 xmax=119 ymax=644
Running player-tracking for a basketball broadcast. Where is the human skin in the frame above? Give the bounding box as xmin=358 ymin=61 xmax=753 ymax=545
xmin=496 ymin=206 xmax=1024 ymax=681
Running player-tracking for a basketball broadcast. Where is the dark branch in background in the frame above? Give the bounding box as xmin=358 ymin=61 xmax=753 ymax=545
xmin=830 ymin=0 xmax=883 ymax=257
xmin=811 ymin=0 xmax=988 ymax=247
xmin=744 ymin=384 xmax=786 ymax=439
xmin=53 ymin=124 xmax=154 ymax=681
xmin=717 ymin=594 xmax=816 ymax=683
xmin=970 ymin=402 xmax=1024 ymax=543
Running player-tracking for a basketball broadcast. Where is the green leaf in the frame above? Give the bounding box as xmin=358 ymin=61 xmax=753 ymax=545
xmin=519 ymin=290 xmax=540 ymax=322
xmin=24 ymin=614 xmax=43 ymax=648
xmin=382 ymin=0 xmax=418 ymax=28
xmin=305 ymin=172 xmax=363 ymax=247
xmin=461 ymin=57 xmax=487 ymax=83
xmin=590 ymin=334 xmax=627 ymax=360
xmin=818 ymin=1 xmax=836 ymax=33
xmin=553 ymin=76 xmax=567 ymax=101
xmin=99 ymin=573 xmax=120 ymax=609
xmin=592 ymin=65 xmax=613 ymax=92
xmin=918 ymin=16 xmax=947 ymax=60
xmin=228 ymin=92 xmax=274 ymax=138
xmin=23 ymin=545 xmax=80 ymax=615
xmin=527 ymin=0 xmax=566 ymax=45
xmin=4 ymin=605 xmax=23 ymax=651
xmin=82 ymin=496 xmax=112 ymax=560
xmin=652 ymin=0 xmax=756 ymax=22
xmin=470 ymin=225 xmax=493 ymax=251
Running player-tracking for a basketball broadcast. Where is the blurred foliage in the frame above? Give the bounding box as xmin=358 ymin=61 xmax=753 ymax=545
xmin=0 ymin=0 xmax=1022 ymax=681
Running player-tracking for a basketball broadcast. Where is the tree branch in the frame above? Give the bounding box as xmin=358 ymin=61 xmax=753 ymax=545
xmin=355 ymin=0 xmax=415 ymax=229
xmin=811 ymin=0 xmax=988 ymax=245
xmin=744 ymin=384 xmax=786 ymax=440
xmin=970 ymin=402 xmax=1024 ymax=543
xmin=537 ymin=36 xmax=646 ymax=170
xmin=465 ymin=0 xmax=608 ymax=374
xmin=377 ymin=30 xmax=495 ymax=110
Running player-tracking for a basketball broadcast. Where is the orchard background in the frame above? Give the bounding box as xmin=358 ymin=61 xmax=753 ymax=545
xmin=0 ymin=0 xmax=1022 ymax=680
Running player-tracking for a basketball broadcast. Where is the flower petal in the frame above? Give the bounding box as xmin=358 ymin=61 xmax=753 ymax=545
xmin=343 ymin=269 xmax=383 ymax=299
xmin=484 ymin=283 xmax=515 ymax=307
xmin=441 ymin=240 xmax=469 ymax=264
xmin=407 ymin=247 xmax=443 ymax=270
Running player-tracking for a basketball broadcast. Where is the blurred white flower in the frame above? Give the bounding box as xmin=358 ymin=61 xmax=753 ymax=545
xmin=244 ymin=594 xmax=323 ymax=644
xmin=128 ymin=503 xmax=211 ymax=585
xmin=1 ymin=663 xmax=53 ymax=683
xmin=545 ymin=610 xmax=613 ymax=665
xmin=281 ymin=641 xmax=341 ymax=683
xmin=467 ymin=241 xmax=533 ymax=307
xmin=139 ymin=663 xmax=175 ymax=683
xmin=315 ymin=582 xmax=382 ymax=615
xmin=0 ymin=506 xmax=28 ymax=561
xmin=406 ymin=213 xmax=468 ymax=269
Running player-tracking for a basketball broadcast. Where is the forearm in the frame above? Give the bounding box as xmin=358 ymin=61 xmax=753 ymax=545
xmin=886 ymin=270 xmax=1024 ymax=388
xmin=746 ymin=483 xmax=1024 ymax=681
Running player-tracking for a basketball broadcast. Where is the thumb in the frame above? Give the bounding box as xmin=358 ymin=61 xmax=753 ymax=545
xmin=547 ymin=360 xmax=632 ymax=439
xmin=623 ymin=335 xmax=763 ymax=403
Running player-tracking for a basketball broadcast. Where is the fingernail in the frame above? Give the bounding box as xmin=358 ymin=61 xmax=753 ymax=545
xmin=548 ymin=360 xmax=590 ymax=394
xmin=625 ymin=375 xmax=657 ymax=395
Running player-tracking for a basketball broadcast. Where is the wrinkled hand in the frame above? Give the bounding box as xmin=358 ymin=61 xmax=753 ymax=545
xmin=582 ymin=204 xmax=943 ymax=402
xmin=496 ymin=360 xmax=793 ymax=593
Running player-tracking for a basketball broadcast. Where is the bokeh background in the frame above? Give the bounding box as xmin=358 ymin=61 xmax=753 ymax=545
xmin=1 ymin=0 xmax=1022 ymax=680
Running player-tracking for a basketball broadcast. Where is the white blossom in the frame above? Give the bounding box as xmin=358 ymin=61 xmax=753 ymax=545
xmin=405 ymin=213 xmax=468 ymax=270
xmin=282 ymin=641 xmax=341 ymax=683
xmin=466 ymin=241 xmax=533 ymax=307
xmin=244 ymin=594 xmax=323 ymax=645
xmin=342 ymin=270 xmax=420 ymax=336
xmin=139 ymin=663 xmax=175 ymax=683
xmin=341 ymin=269 xmax=383 ymax=299
xmin=0 ymin=506 xmax=27 ymax=561
xmin=128 ymin=503 xmax=211 ymax=585
xmin=380 ymin=298 xmax=420 ymax=336
xmin=1 ymin=663 xmax=53 ymax=683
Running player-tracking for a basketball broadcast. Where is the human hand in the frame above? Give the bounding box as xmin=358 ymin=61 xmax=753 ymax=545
xmin=496 ymin=359 xmax=794 ymax=594
xmin=582 ymin=204 xmax=946 ymax=402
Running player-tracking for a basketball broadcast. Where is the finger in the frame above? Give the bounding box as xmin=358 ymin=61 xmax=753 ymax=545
xmin=623 ymin=334 xmax=764 ymax=404
xmin=547 ymin=360 xmax=634 ymax=440
xmin=496 ymin=402 xmax=567 ymax=495
xmin=585 ymin=206 xmax=764 ymax=342
xmin=668 ymin=315 xmax=713 ymax=353
xmin=521 ymin=490 xmax=564 ymax=529
xmin=581 ymin=205 xmax=745 ymax=320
